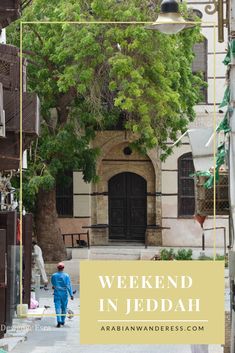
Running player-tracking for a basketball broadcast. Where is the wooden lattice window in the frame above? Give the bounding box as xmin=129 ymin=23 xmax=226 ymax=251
xmin=192 ymin=37 xmax=207 ymax=104
xmin=178 ymin=153 xmax=195 ymax=217
xmin=56 ymin=171 xmax=73 ymax=217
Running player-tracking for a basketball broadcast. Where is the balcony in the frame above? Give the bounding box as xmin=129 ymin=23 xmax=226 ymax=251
xmin=0 ymin=0 xmax=21 ymax=29
xmin=195 ymin=172 xmax=229 ymax=216
xmin=4 ymin=90 xmax=40 ymax=137
xmin=0 ymin=132 xmax=20 ymax=170
xmin=0 ymin=44 xmax=27 ymax=92
xmin=0 ymin=90 xmax=39 ymax=170
xmin=0 ymin=40 xmax=39 ymax=171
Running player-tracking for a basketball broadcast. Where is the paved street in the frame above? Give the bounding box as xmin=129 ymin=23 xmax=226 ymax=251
xmin=10 ymin=286 xmax=223 ymax=353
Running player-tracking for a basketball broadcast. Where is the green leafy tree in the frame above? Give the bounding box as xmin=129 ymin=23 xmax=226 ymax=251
xmin=7 ymin=0 xmax=203 ymax=261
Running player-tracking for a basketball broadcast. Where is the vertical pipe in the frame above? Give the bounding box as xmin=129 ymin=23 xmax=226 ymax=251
xmin=202 ymin=233 xmax=205 ymax=251
xmin=19 ymin=20 xmax=23 ymax=317
xmin=218 ymin=0 xmax=224 ymax=42
xmin=224 ymin=227 xmax=227 ymax=258
xmin=229 ymin=0 xmax=235 ymax=349
xmin=35 ymin=274 xmax=40 ymax=303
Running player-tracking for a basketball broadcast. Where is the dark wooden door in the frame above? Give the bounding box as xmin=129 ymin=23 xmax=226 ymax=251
xmin=0 ymin=211 xmax=17 ymax=326
xmin=109 ymin=172 xmax=147 ymax=242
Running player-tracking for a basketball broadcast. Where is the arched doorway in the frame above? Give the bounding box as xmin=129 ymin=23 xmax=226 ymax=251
xmin=108 ymin=172 xmax=147 ymax=242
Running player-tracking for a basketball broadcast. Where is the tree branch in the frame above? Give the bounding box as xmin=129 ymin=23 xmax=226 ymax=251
xmin=57 ymin=87 xmax=77 ymax=125
xmin=26 ymin=58 xmax=44 ymax=68
xmin=22 ymin=49 xmax=38 ymax=57
xmin=29 ymin=25 xmax=44 ymax=46
xmin=28 ymin=26 xmax=59 ymax=75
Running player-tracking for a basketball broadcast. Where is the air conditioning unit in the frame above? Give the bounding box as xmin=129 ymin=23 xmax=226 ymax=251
xmin=0 ymin=83 xmax=5 ymax=137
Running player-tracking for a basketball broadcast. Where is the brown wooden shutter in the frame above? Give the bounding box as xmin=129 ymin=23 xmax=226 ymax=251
xmin=192 ymin=38 xmax=207 ymax=103
xmin=178 ymin=153 xmax=195 ymax=216
xmin=56 ymin=171 xmax=74 ymax=217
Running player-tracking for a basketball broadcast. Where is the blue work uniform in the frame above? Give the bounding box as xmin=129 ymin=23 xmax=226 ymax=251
xmin=51 ymin=271 xmax=73 ymax=324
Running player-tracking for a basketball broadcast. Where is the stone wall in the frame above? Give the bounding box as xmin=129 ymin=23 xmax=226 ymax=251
xmin=90 ymin=131 xmax=162 ymax=245
xmin=161 ymin=132 xmax=229 ymax=248
xmin=224 ymin=311 xmax=231 ymax=353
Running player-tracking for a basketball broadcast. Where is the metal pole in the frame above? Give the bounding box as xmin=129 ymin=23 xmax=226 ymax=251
xmin=202 ymin=227 xmax=226 ymax=257
xmin=35 ymin=274 xmax=40 ymax=303
xmin=224 ymin=227 xmax=227 ymax=258
xmin=229 ymin=0 xmax=235 ymax=349
xmin=202 ymin=231 xmax=205 ymax=251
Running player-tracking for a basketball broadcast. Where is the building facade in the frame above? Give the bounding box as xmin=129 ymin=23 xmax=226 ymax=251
xmin=0 ymin=1 xmax=38 ymax=339
xmin=57 ymin=0 xmax=229 ymax=250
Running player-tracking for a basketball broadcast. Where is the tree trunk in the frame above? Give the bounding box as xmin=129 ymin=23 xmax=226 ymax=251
xmin=35 ymin=188 xmax=67 ymax=262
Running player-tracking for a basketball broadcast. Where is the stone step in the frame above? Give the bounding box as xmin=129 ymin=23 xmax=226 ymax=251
xmin=70 ymin=247 xmax=144 ymax=260
xmin=88 ymin=247 xmax=142 ymax=260
xmin=44 ymin=247 xmax=227 ymax=284
xmin=88 ymin=252 xmax=140 ymax=260
xmin=70 ymin=246 xmax=226 ymax=261
xmin=0 ymin=336 xmax=26 ymax=352
xmin=89 ymin=248 xmax=142 ymax=254
xmin=71 ymin=248 xmax=89 ymax=259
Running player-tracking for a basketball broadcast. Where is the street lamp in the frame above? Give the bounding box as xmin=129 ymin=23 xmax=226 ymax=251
xmin=146 ymin=0 xmax=228 ymax=42
xmin=145 ymin=0 xmax=195 ymax=34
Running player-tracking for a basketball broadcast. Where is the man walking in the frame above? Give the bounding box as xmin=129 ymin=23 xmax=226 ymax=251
xmin=51 ymin=262 xmax=74 ymax=328
xmin=32 ymin=240 xmax=48 ymax=286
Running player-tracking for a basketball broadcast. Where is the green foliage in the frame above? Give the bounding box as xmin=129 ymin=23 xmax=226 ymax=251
xmin=215 ymin=254 xmax=228 ymax=267
xmin=159 ymin=248 xmax=193 ymax=260
xmin=197 ymin=255 xmax=213 ymax=260
xmin=159 ymin=248 xmax=175 ymax=261
xmin=20 ymin=121 xmax=100 ymax=211
xmin=7 ymin=0 xmax=204 ymax=210
xmin=156 ymin=250 xmax=226 ymax=264
xmin=174 ymin=248 xmax=193 ymax=260
xmin=215 ymin=254 xmax=225 ymax=261
xmin=197 ymin=253 xmax=227 ymax=266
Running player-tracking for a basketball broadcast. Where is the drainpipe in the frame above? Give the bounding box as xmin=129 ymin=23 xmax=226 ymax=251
xmin=229 ymin=0 xmax=235 ymax=351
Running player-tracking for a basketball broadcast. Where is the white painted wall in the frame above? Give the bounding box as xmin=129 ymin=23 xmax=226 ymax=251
xmin=71 ymin=2 xmax=229 ymax=249
xmin=0 ymin=29 xmax=6 ymax=44
xmin=73 ymin=171 xmax=91 ymax=218
xmin=161 ymin=2 xmax=229 ymax=248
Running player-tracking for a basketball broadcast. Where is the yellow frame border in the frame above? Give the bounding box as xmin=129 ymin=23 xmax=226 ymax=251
xmin=19 ymin=20 xmax=217 ymax=318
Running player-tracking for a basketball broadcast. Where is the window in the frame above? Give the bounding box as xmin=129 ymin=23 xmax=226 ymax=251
xmin=178 ymin=153 xmax=195 ymax=217
xmin=192 ymin=37 xmax=207 ymax=103
xmin=56 ymin=171 xmax=73 ymax=217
